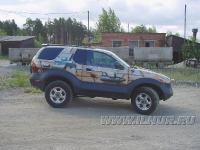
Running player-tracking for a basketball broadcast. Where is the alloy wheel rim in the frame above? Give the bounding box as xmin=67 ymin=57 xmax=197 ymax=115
xmin=50 ymin=87 xmax=66 ymax=104
xmin=135 ymin=93 xmax=152 ymax=110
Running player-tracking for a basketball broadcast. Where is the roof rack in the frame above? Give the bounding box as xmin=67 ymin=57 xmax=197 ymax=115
xmin=42 ymin=44 xmax=69 ymax=47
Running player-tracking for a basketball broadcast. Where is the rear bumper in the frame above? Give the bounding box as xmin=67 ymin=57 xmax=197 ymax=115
xmin=30 ymin=73 xmax=42 ymax=89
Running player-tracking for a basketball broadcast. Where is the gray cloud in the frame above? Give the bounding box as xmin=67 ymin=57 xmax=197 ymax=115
xmin=0 ymin=0 xmax=200 ymax=39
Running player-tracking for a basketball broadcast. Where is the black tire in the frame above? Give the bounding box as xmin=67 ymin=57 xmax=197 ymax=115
xmin=131 ymin=87 xmax=159 ymax=115
xmin=45 ymin=81 xmax=73 ymax=108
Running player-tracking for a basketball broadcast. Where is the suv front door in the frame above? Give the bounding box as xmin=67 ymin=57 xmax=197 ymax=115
xmin=81 ymin=50 xmax=128 ymax=98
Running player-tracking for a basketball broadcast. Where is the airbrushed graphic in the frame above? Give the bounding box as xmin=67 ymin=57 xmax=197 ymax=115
xmin=32 ymin=47 xmax=171 ymax=86
xmin=30 ymin=45 xmax=173 ymax=115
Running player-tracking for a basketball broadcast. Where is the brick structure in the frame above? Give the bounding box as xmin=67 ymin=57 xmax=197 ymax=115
xmin=86 ymin=33 xmax=166 ymax=48
xmin=101 ymin=33 xmax=165 ymax=47
xmin=100 ymin=32 xmax=166 ymax=47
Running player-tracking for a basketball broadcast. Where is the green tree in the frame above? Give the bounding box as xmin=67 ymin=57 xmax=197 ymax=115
xmin=34 ymin=39 xmax=42 ymax=48
xmin=38 ymin=33 xmax=44 ymax=44
xmin=0 ymin=28 xmax=7 ymax=36
xmin=71 ymin=19 xmax=87 ymax=45
xmin=148 ymin=25 xmax=157 ymax=33
xmin=48 ymin=17 xmax=87 ymax=45
xmin=174 ymin=32 xmax=181 ymax=37
xmin=182 ymin=36 xmax=200 ymax=60
xmin=90 ymin=28 xmax=102 ymax=43
xmin=33 ymin=18 xmax=45 ymax=40
xmin=166 ymin=30 xmax=173 ymax=36
xmin=0 ymin=19 xmax=17 ymax=35
xmin=131 ymin=24 xmax=157 ymax=33
xmin=23 ymin=18 xmax=35 ymax=36
xmin=96 ymin=7 xmax=124 ymax=32
xmin=166 ymin=30 xmax=181 ymax=37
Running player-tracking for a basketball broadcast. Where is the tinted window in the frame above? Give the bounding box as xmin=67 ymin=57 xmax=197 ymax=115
xmin=73 ymin=49 xmax=86 ymax=64
xmin=38 ymin=47 xmax=64 ymax=60
xmin=87 ymin=51 xmax=117 ymax=68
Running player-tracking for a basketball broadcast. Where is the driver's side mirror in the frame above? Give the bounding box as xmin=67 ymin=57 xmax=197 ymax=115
xmin=115 ymin=62 xmax=124 ymax=70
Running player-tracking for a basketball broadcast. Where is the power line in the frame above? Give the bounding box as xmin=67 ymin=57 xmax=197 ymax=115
xmin=0 ymin=9 xmax=87 ymax=15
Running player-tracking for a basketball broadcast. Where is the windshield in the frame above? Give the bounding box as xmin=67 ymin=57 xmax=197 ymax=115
xmin=110 ymin=52 xmax=130 ymax=67
xmin=92 ymin=48 xmax=130 ymax=68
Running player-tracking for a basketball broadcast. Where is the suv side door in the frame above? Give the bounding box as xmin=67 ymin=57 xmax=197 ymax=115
xmin=80 ymin=49 xmax=128 ymax=98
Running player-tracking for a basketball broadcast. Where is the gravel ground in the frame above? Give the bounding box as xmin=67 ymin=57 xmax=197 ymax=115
xmin=0 ymin=60 xmax=200 ymax=150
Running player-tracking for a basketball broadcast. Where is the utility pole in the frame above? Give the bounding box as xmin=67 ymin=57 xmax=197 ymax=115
xmin=184 ymin=4 xmax=186 ymax=44
xmin=128 ymin=23 xmax=129 ymax=33
xmin=88 ymin=11 xmax=89 ymax=34
xmin=183 ymin=4 xmax=187 ymax=64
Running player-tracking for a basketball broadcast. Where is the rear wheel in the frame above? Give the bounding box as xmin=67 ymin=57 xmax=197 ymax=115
xmin=131 ymin=87 xmax=159 ymax=115
xmin=45 ymin=81 xmax=73 ymax=108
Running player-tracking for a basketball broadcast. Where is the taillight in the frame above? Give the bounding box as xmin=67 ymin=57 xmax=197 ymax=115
xmin=32 ymin=62 xmax=37 ymax=73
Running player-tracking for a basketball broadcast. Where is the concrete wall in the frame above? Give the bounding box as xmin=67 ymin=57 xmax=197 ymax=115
xmin=9 ymin=48 xmax=40 ymax=64
xmin=133 ymin=47 xmax=173 ymax=62
xmin=95 ymin=46 xmax=129 ymax=61
xmin=0 ymin=43 xmax=1 ymax=55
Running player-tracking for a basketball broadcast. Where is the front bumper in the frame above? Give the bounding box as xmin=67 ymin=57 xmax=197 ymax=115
xmin=161 ymin=83 xmax=173 ymax=101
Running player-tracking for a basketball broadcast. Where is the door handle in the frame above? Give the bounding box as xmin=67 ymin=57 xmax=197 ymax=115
xmin=43 ymin=63 xmax=50 ymax=67
xmin=85 ymin=68 xmax=92 ymax=72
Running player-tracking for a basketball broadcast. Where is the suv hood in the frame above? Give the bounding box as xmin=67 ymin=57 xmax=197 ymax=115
xmin=131 ymin=67 xmax=171 ymax=84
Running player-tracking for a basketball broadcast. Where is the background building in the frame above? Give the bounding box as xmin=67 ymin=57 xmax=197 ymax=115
xmin=0 ymin=36 xmax=35 ymax=55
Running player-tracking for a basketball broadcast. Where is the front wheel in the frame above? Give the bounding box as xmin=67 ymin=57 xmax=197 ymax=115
xmin=45 ymin=81 xmax=73 ymax=108
xmin=131 ymin=87 xmax=159 ymax=115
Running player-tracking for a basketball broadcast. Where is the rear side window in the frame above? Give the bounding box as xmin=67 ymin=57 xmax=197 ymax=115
xmin=73 ymin=49 xmax=86 ymax=64
xmin=38 ymin=47 xmax=64 ymax=60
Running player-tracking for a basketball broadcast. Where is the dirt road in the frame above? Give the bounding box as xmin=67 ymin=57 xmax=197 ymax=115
xmin=0 ymin=86 xmax=200 ymax=150
xmin=0 ymin=60 xmax=199 ymax=149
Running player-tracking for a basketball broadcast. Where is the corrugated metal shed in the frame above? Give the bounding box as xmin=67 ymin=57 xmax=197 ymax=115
xmin=0 ymin=36 xmax=35 ymax=55
xmin=0 ymin=36 xmax=35 ymax=42
xmin=166 ymin=35 xmax=200 ymax=63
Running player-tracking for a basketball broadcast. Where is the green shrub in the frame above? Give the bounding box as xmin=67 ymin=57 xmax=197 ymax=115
xmin=0 ymin=55 xmax=9 ymax=59
xmin=6 ymin=69 xmax=30 ymax=87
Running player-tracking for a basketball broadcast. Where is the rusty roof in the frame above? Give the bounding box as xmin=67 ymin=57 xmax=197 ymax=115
xmin=0 ymin=36 xmax=35 ymax=42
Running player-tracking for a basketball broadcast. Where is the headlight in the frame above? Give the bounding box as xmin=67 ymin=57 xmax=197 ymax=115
xmin=155 ymin=77 xmax=165 ymax=83
xmin=155 ymin=77 xmax=171 ymax=84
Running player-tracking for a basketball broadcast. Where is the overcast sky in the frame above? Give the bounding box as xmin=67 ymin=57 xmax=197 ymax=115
xmin=0 ymin=0 xmax=200 ymax=39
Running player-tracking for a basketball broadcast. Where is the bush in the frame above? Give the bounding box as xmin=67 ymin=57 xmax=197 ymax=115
xmin=34 ymin=39 xmax=42 ymax=48
xmin=6 ymin=69 xmax=30 ymax=87
xmin=0 ymin=55 xmax=9 ymax=59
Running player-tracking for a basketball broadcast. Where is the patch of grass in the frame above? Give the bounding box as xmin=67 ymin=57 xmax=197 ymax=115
xmin=0 ymin=75 xmax=10 ymax=90
xmin=0 ymin=55 xmax=9 ymax=59
xmin=133 ymin=63 xmax=200 ymax=82
xmin=6 ymin=69 xmax=30 ymax=87
xmin=24 ymin=87 xmax=43 ymax=94
xmin=154 ymin=68 xmax=200 ymax=82
xmin=0 ymin=69 xmax=42 ymax=93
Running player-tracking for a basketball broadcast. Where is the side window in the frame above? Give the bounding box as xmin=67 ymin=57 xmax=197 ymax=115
xmin=113 ymin=41 xmax=122 ymax=47
xmin=128 ymin=41 xmax=138 ymax=56
xmin=87 ymin=51 xmax=117 ymax=68
xmin=73 ymin=49 xmax=86 ymax=64
xmin=145 ymin=41 xmax=155 ymax=47
xmin=38 ymin=47 xmax=64 ymax=60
